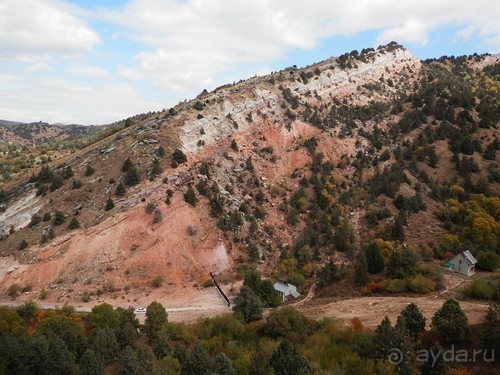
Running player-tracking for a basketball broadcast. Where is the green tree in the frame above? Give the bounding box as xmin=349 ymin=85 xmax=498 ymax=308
xmin=44 ymin=337 xmax=77 ymax=375
xmin=233 ymin=285 xmax=263 ymax=322
xmin=145 ymin=301 xmax=168 ymax=342
xmin=476 ymin=251 xmax=500 ymax=271
xmin=386 ymin=247 xmax=418 ymax=279
xmin=156 ymin=146 xmax=166 ymax=158
xmin=354 ymin=251 xmax=368 ymax=286
xmin=419 ymin=343 xmax=447 ymax=375
xmin=172 ymin=149 xmax=187 ymax=164
xmin=68 ymin=217 xmax=80 ymax=230
xmin=365 ymin=241 xmax=385 ymax=274
xmin=115 ymin=181 xmax=126 ymax=197
xmin=397 ymin=303 xmax=426 ymax=341
xmin=117 ymin=346 xmax=139 ymax=375
xmin=334 ymin=221 xmax=354 ymax=252
xmin=0 ymin=307 xmax=25 ymax=334
xmin=91 ymin=326 xmax=119 ymax=365
xmin=183 ymin=185 xmax=198 ymax=207
xmin=270 ymin=340 xmax=313 ymax=375
xmin=181 ymin=342 xmax=212 ymax=375
xmin=88 ymin=303 xmax=120 ymax=331
xmin=391 ymin=215 xmax=405 ymax=241
xmin=212 ymin=353 xmax=236 ymax=375
xmin=37 ymin=315 xmax=87 ymax=359
xmin=124 ymin=165 xmax=140 ymax=186
xmin=79 ymin=349 xmax=104 ymax=375
xmin=53 ymin=211 xmax=65 ymax=226
xmin=431 ymin=299 xmax=469 ymax=344
xmin=85 ymin=165 xmax=95 ymax=176
xmin=482 ymin=304 xmax=500 ymax=355
xmin=122 ymin=158 xmax=133 ymax=172
xmin=62 ymin=166 xmax=74 ymax=180
xmin=115 ymin=307 xmax=140 ymax=349
xmin=105 ymin=198 xmax=115 ymax=211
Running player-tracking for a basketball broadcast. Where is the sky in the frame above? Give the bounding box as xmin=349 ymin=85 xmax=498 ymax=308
xmin=0 ymin=0 xmax=499 ymax=125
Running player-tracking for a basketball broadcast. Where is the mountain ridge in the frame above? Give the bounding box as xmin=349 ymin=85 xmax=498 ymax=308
xmin=0 ymin=43 xmax=498 ymax=322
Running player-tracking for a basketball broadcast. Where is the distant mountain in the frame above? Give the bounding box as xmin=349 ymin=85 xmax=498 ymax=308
xmin=0 ymin=120 xmax=96 ymax=145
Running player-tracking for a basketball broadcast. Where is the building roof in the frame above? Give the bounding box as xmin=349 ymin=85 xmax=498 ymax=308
xmin=273 ymin=281 xmax=297 ymax=294
xmin=461 ymin=250 xmax=477 ymax=265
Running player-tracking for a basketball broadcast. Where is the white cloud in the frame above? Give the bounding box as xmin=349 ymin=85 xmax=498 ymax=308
xmin=0 ymin=77 xmax=163 ymax=124
xmin=27 ymin=63 xmax=53 ymax=73
xmin=0 ymin=0 xmax=100 ymax=56
xmin=66 ymin=63 xmax=110 ymax=78
xmin=455 ymin=26 xmax=476 ymax=42
xmin=104 ymin=0 xmax=500 ymax=96
xmin=376 ymin=20 xmax=429 ymax=47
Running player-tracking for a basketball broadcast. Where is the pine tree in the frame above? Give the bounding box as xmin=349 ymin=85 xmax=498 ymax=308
xmin=144 ymin=301 xmax=168 ymax=342
xmin=233 ymin=285 xmax=263 ymax=322
xmin=91 ymin=326 xmax=120 ymax=365
xmin=85 ymin=165 xmax=95 ymax=177
xmin=181 ymin=342 xmax=212 ymax=375
xmin=397 ymin=303 xmax=426 ymax=341
xmin=365 ymin=241 xmax=385 ymax=274
xmin=124 ymin=165 xmax=140 ymax=186
xmin=212 ymin=353 xmax=236 ymax=375
xmin=183 ymin=185 xmax=198 ymax=207
xmin=122 ymin=158 xmax=133 ymax=172
xmin=115 ymin=181 xmax=126 ymax=197
xmin=79 ymin=349 xmax=104 ymax=375
xmin=105 ymin=198 xmax=114 ymax=211
xmin=431 ymin=299 xmax=469 ymax=344
xmin=68 ymin=217 xmax=80 ymax=230
xmin=270 ymin=340 xmax=313 ymax=375
xmin=354 ymin=251 xmax=368 ymax=286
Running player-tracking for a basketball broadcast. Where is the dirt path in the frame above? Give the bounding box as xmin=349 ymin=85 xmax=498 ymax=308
xmin=289 ymin=283 xmax=316 ymax=307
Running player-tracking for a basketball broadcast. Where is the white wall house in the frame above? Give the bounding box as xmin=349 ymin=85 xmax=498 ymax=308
xmin=445 ymin=250 xmax=478 ymax=276
xmin=273 ymin=281 xmax=301 ymax=302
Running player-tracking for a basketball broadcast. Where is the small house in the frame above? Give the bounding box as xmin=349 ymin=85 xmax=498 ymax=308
xmin=445 ymin=251 xmax=478 ymax=276
xmin=273 ymin=281 xmax=301 ymax=302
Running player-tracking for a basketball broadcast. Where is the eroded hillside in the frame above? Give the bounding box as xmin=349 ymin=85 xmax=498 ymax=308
xmin=0 ymin=43 xmax=498 ymax=315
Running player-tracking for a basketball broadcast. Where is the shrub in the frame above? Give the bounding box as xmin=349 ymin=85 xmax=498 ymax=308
xmin=202 ymin=279 xmax=215 ymax=288
xmin=81 ymin=291 xmax=91 ymax=302
xmin=124 ymin=165 xmax=140 ymax=186
xmin=152 ymin=276 xmax=164 ymax=287
xmin=115 ymin=181 xmax=126 ymax=197
xmin=68 ymin=217 xmax=80 ymax=230
xmin=183 ymin=186 xmax=197 ymax=207
xmin=39 ymin=289 xmax=49 ymax=300
xmin=468 ymin=279 xmax=497 ymax=300
xmin=42 ymin=212 xmax=52 ymax=221
xmin=8 ymin=284 xmax=21 ymax=298
xmin=85 ymin=165 xmax=95 ymax=176
xmin=145 ymin=202 xmax=156 ymax=214
xmin=122 ymin=158 xmax=133 ymax=172
xmin=172 ymin=149 xmax=187 ymax=164
xmin=193 ymin=100 xmax=204 ymax=110
xmin=409 ymin=275 xmax=436 ymax=294
xmin=72 ymin=179 xmax=83 ymax=189
xmin=153 ymin=209 xmax=162 ymax=223
xmin=476 ymin=251 xmax=500 ymax=271
xmin=105 ymin=198 xmax=114 ymax=211
xmin=53 ymin=211 xmax=65 ymax=226
xmin=50 ymin=175 xmax=64 ymax=191
xmin=386 ymin=279 xmax=408 ymax=293
xmin=28 ymin=214 xmax=41 ymax=228
xmin=18 ymin=240 xmax=29 ymax=251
